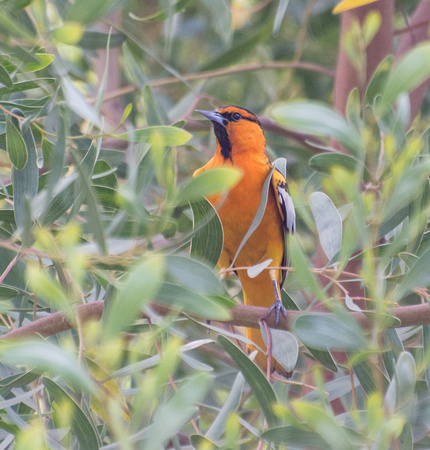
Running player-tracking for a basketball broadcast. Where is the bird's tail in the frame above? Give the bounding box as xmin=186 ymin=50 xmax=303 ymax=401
xmin=241 ymin=272 xmax=288 ymax=377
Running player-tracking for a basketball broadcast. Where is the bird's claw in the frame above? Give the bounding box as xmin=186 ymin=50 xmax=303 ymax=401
xmin=266 ymin=300 xmax=287 ymax=327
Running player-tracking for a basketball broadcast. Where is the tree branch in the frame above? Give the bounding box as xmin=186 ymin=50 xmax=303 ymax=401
xmin=90 ymin=61 xmax=335 ymax=104
xmin=1 ymin=300 xmax=430 ymax=342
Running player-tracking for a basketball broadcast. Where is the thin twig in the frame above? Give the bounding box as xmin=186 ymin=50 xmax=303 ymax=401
xmin=0 ymin=252 xmax=21 ymax=284
xmin=89 ymin=61 xmax=335 ymax=104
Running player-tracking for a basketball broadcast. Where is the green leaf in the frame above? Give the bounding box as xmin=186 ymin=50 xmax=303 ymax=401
xmin=385 ymin=351 xmax=415 ymax=418
xmin=0 ymin=285 xmax=19 ymax=300
xmin=0 ymin=342 xmax=96 ymax=393
xmin=304 ymin=346 xmax=338 ymax=373
xmin=281 ymin=289 xmax=300 ymax=311
xmin=23 ymin=52 xmax=55 ymax=72
xmin=66 ymin=0 xmax=117 ymax=24
xmin=177 ymin=167 xmax=242 ymax=206
xmin=218 ymin=335 xmax=279 ymax=427
xmin=205 ymin=372 xmax=245 ymax=441
xmin=72 ymin=151 xmax=107 ymax=254
xmin=143 ymin=372 xmax=209 ymax=449
xmin=309 ymin=192 xmax=342 ymax=262
xmin=6 ymin=116 xmax=27 ymax=170
xmin=396 ymin=246 xmax=430 ymax=300
xmin=43 ymin=377 xmax=99 ymax=449
xmin=0 ymin=63 xmax=12 ymax=88
xmin=115 ymin=125 xmax=192 ymax=146
xmin=202 ymin=0 xmax=232 ymax=46
xmin=200 ymin=21 xmax=272 ymax=71
xmin=292 ymin=401 xmax=356 ymax=450
xmin=103 ymin=255 xmax=165 ymax=339
xmin=12 ymin=124 xmax=38 ymax=230
xmin=77 ymin=31 xmax=126 ymax=49
xmin=0 ymin=78 xmax=56 ymax=95
xmin=143 ymin=85 xmax=167 ymax=126
xmin=271 ymin=101 xmax=364 ymax=156
xmin=273 ymin=0 xmax=289 ymax=35
xmin=262 ymin=426 xmax=332 ymax=448
xmin=362 ymin=10 xmax=381 ymax=46
xmin=309 ymin=152 xmax=371 ymax=182
xmin=294 ymin=312 xmax=367 ymax=350
xmin=46 ymin=112 xmax=66 ymax=196
xmin=365 ymin=55 xmax=393 ymax=103
xmin=129 ymin=0 xmax=192 ymax=22
xmin=190 ymin=199 xmax=224 ymax=268
xmin=165 ymin=255 xmax=225 ymax=295
xmin=190 ymin=435 xmax=220 ymax=449
xmin=260 ymin=326 xmax=298 ymax=373
xmin=381 ymin=43 xmax=430 ymax=112
xmin=348 ymin=353 xmax=389 ymax=395
xmin=156 ymin=282 xmax=231 ymax=321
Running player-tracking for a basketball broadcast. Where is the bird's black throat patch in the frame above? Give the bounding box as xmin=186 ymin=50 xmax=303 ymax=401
xmin=213 ymin=122 xmax=232 ymax=160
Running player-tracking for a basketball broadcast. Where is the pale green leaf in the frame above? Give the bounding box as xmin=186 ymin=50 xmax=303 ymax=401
xmin=294 ymin=313 xmax=367 ymax=350
xmin=271 ymin=101 xmax=363 ymax=156
xmin=190 ymin=199 xmax=224 ymax=268
xmin=43 ymin=377 xmax=99 ymax=448
xmin=309 ymin=192 xmax=342 ymax=262
xmin=177 ymin=167 xmax=242 ymax=206
xmin=0 ymin=342 xmax=96 ymax=393
xmin=115 ymin=125 xmax=192 ymax=146
xmin=6 ymin=116 xmax=27 ymax=170
xmin=103 ymin=255 xmax=165 ymax=339
xmin=218 ymin=335 xmax=279 ymax=427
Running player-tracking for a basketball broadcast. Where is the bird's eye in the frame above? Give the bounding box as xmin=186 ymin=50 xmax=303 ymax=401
xmin=231 ymin=112 xmax=241 ymax=121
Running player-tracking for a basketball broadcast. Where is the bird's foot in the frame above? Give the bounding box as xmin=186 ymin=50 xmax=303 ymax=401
xmin=266 ymin=299 xmax=287 ymax=327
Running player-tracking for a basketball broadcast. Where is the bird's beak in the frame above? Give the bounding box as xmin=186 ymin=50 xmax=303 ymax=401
xmin=196 ymin=109 xmax=227 ymax=127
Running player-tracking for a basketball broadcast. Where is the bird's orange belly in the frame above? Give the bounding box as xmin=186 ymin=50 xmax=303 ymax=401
xmin=208 ymin=176 xmax=284 ymax=269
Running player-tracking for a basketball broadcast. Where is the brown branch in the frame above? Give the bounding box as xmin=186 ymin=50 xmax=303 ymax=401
xmin=90 ymin=61 xmax=335 ymax=104
xmin=2 ymin=300 xmax=430 ymax=342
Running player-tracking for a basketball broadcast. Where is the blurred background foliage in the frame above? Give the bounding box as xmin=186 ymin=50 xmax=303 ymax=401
xmin=0 ymin=0 xmax=430 ymax=448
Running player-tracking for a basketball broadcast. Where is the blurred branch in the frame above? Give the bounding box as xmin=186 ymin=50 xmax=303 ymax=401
xmin=1 ymin=300 xmax=430 ymax=341
xmin=89 ymin=61 xmax=335 ymax=104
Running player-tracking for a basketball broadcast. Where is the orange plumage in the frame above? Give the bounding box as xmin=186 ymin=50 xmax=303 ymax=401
xmin=194 ymin=106 xmax=295 ymax=375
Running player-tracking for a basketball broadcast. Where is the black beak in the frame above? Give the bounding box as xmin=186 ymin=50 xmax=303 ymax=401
xmin=196 ymin=109 xmax=227 ymax=127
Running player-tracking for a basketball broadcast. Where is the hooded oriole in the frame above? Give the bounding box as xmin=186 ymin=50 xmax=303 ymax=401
xmin=194 ymin=106 xmax=296 ymax=376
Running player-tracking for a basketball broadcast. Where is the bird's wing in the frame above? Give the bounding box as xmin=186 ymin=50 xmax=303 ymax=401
xmin=271 ymin=167 xmax=296 ymax=288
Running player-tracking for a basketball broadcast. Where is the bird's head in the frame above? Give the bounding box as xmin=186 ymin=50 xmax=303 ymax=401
xmin=197 ymin=106 xmax=265 ymax=160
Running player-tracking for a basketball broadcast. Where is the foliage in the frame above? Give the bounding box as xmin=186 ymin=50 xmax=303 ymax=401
xmin=0 ymin=1 xmax=429 ymax=449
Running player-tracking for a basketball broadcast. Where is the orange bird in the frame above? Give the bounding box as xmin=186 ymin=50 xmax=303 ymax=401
xmin=194 ymin=106 xmax=295 ymax=375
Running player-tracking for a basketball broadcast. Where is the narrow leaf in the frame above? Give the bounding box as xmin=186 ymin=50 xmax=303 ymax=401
xmin=103 ymin=255 xmax=165 ymax=339
xmin=205 ymin=372 xmax=245 ymax=441
xmin=0 ymin=342 xmax=96 ymax=393
xmin=218 ymin=335 xmax=279 ymax=427
xmin=260 ymin=326 xmax=298 ymax=373
xmin=381 ymin=43 xmax=430 ymax=112
xmin=190 ymin=199 xmax=224 ymax=268
xmin=294 ymin=313 xmax=367 ymax=350
xmin=6 ymin=116 xmax=27 ymax=170
xmin=271 ymin=101 xmax=363 ymax=156
xmin=115 ymin=125 xmax=192 ymax=146
xmin=43 ymin=377 xmax=99 ymax=449
xmin=177 ymin=167 xmax=242 ymax=206
xmin=309 ymin=192 xmax=342 ymax=262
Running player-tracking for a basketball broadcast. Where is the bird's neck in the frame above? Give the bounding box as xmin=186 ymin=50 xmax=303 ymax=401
xmin=215 ymin=132 xmax=269 ymax=166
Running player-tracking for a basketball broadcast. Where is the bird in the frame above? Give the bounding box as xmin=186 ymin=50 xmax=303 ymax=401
xmin=194 ymin=105 xmax=295 ymax=375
